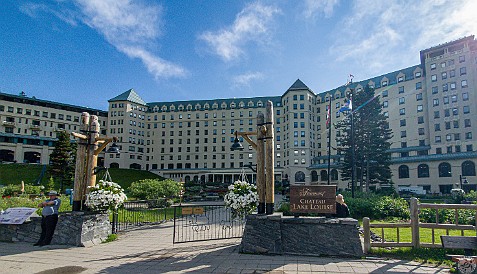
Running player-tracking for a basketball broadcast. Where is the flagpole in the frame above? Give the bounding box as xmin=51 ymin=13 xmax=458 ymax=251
xmin=350 ymin=92 xmax=355 ymax=198
xmin=327 ymin=95 xmax=332 ymax=185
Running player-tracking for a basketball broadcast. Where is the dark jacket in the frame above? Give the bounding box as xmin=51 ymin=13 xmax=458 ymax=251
xmin=335 ymin=202 xmax=350 ymax=218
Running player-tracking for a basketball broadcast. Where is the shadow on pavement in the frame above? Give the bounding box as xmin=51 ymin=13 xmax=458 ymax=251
xmin=0 ymin=242 xmax=76 ymax=256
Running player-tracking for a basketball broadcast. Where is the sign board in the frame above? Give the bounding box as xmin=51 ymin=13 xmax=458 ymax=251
xmin=193 ymin=207 xmax=204 ymax=215
xmin=181 ymin=207 xmax=193 ymax=215
xmin=0 ymin=207 xmax=37 ymax=225
xmin=290 ymin=185 xmax=336 ymax=214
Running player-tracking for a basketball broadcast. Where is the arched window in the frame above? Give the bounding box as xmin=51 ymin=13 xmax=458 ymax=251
xmin=311 ymin=171 xmax=318 ymax=181
xmin=417 ymin=164 xmax=430 ymax=178
xmin=398 ymin=165 xmax=409 ymax=178
xmin=185 ymin=175 xmax=191 ymax=182
xmin=330 ymin=169 xmax=339 ymax=181
xmin=0 ymin=149 xmax=15 ymax=162
xmin=438 ymin=162 xmax=452 ymax=177
xmin=295 ymin=171 xmax=305 ymax=182
xmin=109 ymin=162 xmax=119 ymax=168
xmin=24 ymin=151 xmax=41 ymax=164
xmin=320 ymin=170 xmax=328 ymax=181
xmin=462 ymin=161 xmax=476 ymax=176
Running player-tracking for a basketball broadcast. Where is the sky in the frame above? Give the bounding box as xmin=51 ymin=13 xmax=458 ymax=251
xmin=1 ymin=0 xmax=476 ymax=110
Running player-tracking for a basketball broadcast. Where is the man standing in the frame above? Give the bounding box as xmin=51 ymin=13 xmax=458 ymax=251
xmin=34 ymin=191 xmax=61 ymax=246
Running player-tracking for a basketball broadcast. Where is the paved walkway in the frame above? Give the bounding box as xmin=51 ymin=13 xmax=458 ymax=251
xmin=0 ymin=222 xmax=450 ymax=274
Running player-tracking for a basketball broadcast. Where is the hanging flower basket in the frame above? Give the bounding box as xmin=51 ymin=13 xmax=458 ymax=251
xmin=224 ymin=180 xmax=258 ymax=218
xmin=85 ymin=180 xmax=127 ymax=212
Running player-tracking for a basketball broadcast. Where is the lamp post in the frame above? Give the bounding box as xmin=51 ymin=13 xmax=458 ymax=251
xmin=71 ymin=112 xmax=119 ymax=211
xmin=459 ymin=175 xmax=468 ymax=190
xmin=231 ymin=101 xmax=275 ymax=215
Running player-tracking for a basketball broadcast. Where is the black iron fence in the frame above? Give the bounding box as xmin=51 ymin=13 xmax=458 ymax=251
xmin=173 ymin=204 xmax=245 ymax=243
xmin=111 ymin=199 xmax=174 ymax=233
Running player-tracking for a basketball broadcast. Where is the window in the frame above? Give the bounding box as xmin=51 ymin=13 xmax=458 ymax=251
xmin=443 ymin=96 xmax=449 ymax=104
xmin=466 ymin=132 xmax=472 ymax=140
xmin=465 ymin=119 xmax=471 ymax=127
xmin=417 ymin=105 xmax=423 ymax=112
xmin=382 ymin=90 xmax=388 ymax=97
xmin=399 ymin=97 xmax=405 ymax=104
xmin=416 ymin=82 xmax=422 ymax=89
xmin=400 ymin=131 xmax=407 ymax=138
xmin=450 ymin=82 xmax=456 ymax=90
xmin=400 ymin=119 xmax=406 ymax=127
xmin=418 ymin=164 xmax=430 ymax=178
xmin=433 ymin=98 xmax=439 ymax=106
xmin=398 ymin=165 xmax=409 ymax=178
xmin=399 ymin=86 xmax=404 ymax=93
xmin=417 ymin=116 xmax=424 ymax=124
xmin=463 ymin=106 xmax=470 ymax=114
xmin=432 ymin=86 xmax=438 ymax=94
xmin=460 ymin=67 xmax=466 ymax=75
xmin=441 ymin=62 xmax=446 ymax=68
xmin=461 ymin=80 xmax=468 ymax=88
xmin=450 ymin=69 xmax=455 ymax=77
xmin=435 ymin=136 xmax=441 ymax=143
xmin=434 ymin=123 xmax=441 ymax=131
xmin=418 ymin=128 xmax=425 ymax=135
xmin=462 ymin=161 xmax=476 ymax=176
xmin=459 ymin=55 xmax=465 ymax=63
xmin=416 ymin=93 xmax=422 ymax=101
xmin=431 ymin=75 xmax=437 ymax=82
xmin=415 ymin=71 xmax=421 ymax=78
xmin=398 ymin=76 xmax=404 ymax=82
xmin=442 ymin=84 xmax=448 ymax=92
xmin=451 ymin=95 xmax=457 ymax=103
xmin=462 ymin=92 xmax=469 ymax=101
xmin=399 ymin=108 xmax=405 ymax=115
xmin=441 ymin=72 xmax=447 ymax=80
xmin=438 ymin=162 xmax=452 ymax=177
xmin=383 ymin=101 xmax=388 ymax=108
xmin=430 ymin=63 xmax=436 ymax=70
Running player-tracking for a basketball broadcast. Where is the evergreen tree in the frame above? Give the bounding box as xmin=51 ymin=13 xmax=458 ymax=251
xmin=49 ymin=130 xmax=76 ymax=191
xmin=335 ymin=84 xmax=393 ymax=192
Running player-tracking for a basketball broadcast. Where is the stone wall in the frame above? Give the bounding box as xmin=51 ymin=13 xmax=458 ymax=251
xmin=240 ymin=213 xmax=364 ymax=257
xmin=0 ymin=212 xmax=111 ymax=247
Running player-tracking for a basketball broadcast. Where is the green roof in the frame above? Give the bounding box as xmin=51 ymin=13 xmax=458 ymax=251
xmin=108 ymin=89 xmax=146 ymax=105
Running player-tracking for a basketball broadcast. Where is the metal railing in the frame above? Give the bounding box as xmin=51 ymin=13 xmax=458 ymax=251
xmin=173 ymin=204 xmax=245 ymax=243
xmin=111 ymin=199 xmax=174 ymax=233
xmin=363 ymin=197 xmax=477 ymax=253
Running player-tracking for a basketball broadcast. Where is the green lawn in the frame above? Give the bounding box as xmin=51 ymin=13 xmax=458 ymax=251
xmin=0 ymin=164 xmax=49 ymax=186
xmin=97 ymin=168 xmax=164 ymax=189
xmin=0 ymin=164 xmax=163 ymax=190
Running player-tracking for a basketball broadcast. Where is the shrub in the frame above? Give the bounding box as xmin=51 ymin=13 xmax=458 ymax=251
xmin=128 ymin=179 xmax=182 ymax=200
xmin=1 ymin=184 xmax=44 ymax=196
xmin=374 ymin=196 xmax=410 ymax=220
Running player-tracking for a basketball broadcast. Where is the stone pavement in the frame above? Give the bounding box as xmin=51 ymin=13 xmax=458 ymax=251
xmin=0 ymin=222 xmax=450 ymax=274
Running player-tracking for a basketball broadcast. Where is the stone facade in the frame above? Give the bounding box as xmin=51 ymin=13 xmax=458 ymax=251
xmin=240 ymin=213 xmax=364 ymax=257
xmin=0 ymin=212 xmax=110 ymax=247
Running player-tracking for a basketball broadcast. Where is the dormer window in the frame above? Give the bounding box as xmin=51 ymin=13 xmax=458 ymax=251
xmin=382 ymin=80 xmax=388 ymax=86
xmin=195 ymin=104 xmax=201 ymax=110
xmin=204 ymin=103 xmax=210 ymax=109
xmin=257 ymin=101 xmax=263 ymax=107
xmin=230 ymin=102 xmax=236 ymax=108
xmin=398 ymin=76 xmax=404 ymax=82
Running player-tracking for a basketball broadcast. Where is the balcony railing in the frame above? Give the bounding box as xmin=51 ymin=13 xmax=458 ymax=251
xmin=2 ymin=121 xmax=16 ymax=127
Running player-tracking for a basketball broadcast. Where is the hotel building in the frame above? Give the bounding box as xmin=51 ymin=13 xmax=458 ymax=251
xmin=1 ymin=36 xmax=476 ymax=193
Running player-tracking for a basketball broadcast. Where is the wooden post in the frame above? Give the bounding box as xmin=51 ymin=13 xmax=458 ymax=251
xmin=256 ymin=112 xmax=266 ymax=214
xmin=72 ymin=112 xmax=89 ymax=211
xmin=363 ymin=217 xmax=371 ymax=253
xmin=410 ymin=197 xmax=420 ymax=248
xmin=86 ymin=115 xmax=100 ymax=188
xmin=265 ymin=101 xmax=275 ymax=215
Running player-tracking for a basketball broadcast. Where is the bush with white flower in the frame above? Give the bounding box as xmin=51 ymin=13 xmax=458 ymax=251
xmin=224 ymin=180 xmax=258 ymax=218
xmin=85 ymin=180 xmax=127 ymax=212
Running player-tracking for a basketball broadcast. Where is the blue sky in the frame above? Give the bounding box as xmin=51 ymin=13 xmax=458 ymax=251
xmin=1 ymin=0 xmax=476 ymax=110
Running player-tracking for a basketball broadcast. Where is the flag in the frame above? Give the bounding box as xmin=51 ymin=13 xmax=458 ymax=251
xmin=338 ymin=98 xmax=352 ymax=113
xmin=326 ymin=107 xmax=331 ymax=126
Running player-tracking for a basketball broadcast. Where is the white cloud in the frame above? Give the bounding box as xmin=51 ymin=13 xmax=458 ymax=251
xmin=232 ymin=72 xmax=264 ymax=88
xmin=20 ymin=0 xmax=186 ymax=79
xmin=303 ymin=0 xmax=339 ymax=19
xmin=330 ymin=0 xmax=477 ymax=77
xmin=199 ymin=2 xmax=281 ymax=62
